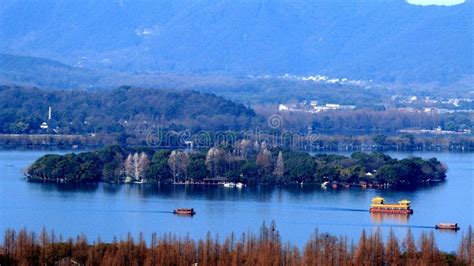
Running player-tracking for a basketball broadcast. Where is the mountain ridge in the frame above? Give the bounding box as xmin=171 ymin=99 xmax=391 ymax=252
xmin=0 ymin=0 xmax=472 ymax=83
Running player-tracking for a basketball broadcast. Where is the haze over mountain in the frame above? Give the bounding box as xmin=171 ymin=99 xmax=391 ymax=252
xmin=0 ymin=0 xmax=472 ymax=84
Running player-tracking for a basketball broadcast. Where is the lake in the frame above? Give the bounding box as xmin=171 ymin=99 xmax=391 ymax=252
xmin=0 ymin=149 xmax=472 ymax=252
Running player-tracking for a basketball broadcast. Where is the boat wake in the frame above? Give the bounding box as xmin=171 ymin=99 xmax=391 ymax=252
xmin=307 ymin=206 xmax=368 ymax=212
xmin=371 ymin=223 xmax=435 ymax=229
xmin=294 ymin=221 xmax=435 ymax=229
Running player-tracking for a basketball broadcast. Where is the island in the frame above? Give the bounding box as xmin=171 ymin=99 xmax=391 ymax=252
xmin=26 ymin=144 xmax=447 ymax=188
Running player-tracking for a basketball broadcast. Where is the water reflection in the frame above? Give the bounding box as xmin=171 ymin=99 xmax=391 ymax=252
xmin=370 ymin=213 xmax=410 ymax=224
xmin=27 ymin=182 xmax=99 ymax=193
xmin=26 ymin=180 xmax=448 ymax=206
xmin=26 ymin=180 xmax=447 ymax=199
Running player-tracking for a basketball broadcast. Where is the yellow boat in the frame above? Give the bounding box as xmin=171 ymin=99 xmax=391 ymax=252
xmin=369 ymin=196 xmax=413 ymax=214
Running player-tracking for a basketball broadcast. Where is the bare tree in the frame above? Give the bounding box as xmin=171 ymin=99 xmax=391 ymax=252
xmin=124 ymin=152 xmax=150 ymax=182
xmin=168 ymin=150 xmax=190 ymax=183
xmin=273 ymin=151 xmax=285 ymax=178
xmin=168 ymin=151 xmax=179 ymax=183
xmin=124 ymin=154 xmax=134 ymax=182
xmin=256 ymin=148 xmax=272 ymax=176
xmin=236 ymin=139 xmax=253 ymax=158
xmin=177 ymin=151 xmax=190 ymax=180
xmin=138 ymin=152 xmax=150 ymax=182
xmin=205 ymin=147 xmax=226 ymax=177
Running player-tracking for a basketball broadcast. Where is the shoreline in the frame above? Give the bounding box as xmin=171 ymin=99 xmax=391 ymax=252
xmin=2 ymin=145 xmax=474 ymax=153
xmin=1 ymin=133 xmax=473 ymax=152
xmin=25 ymin=178 xmax=445 ymax=191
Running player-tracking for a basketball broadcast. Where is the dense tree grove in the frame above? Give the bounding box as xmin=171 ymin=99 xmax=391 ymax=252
xmin=274 ymin=108 xmax=472 ymax=134
xmin=0 ymin=85 xmax=256 ymax=135
xmin=26 ymin=145 xmax=447 ymax=187
xmin=0 ymin=225 xmax=472 ymax=265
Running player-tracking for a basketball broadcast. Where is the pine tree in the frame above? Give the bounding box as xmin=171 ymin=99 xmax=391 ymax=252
xmin=371 ymin=229 xmax=384 ymax=265
xmin=354 ymin=229 xmax=368 ymax=265
xmin=402 ymin=228 xmax=417 ymax=264
xmin=385 ymin=228 xmax=401 ymax=266
xmin=458 ymin=225 xmax=473 ymax=264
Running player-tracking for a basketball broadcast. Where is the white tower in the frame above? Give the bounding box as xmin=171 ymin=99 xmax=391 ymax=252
xmin=48 ymin=106 xmax=52 ymax=120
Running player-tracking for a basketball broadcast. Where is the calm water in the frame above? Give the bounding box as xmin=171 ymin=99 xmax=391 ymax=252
xmin=0 ymin=150 xmax=472 ymax=252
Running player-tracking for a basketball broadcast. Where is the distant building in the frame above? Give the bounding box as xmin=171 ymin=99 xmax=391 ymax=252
xmin=325 ymin=104 xmax=340 ymax=109
xmin=279 ymin=101 xmax=356 ymax=113
xmin=40 ymin=122 xmax=48 ymax=129
xmin=279 ymin=104 xmax=290 ymax=111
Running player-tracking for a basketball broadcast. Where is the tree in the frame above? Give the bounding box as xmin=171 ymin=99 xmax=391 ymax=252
xmin=187 ymin=153 xmax=208 ymax=181
xmin=240 ymin=161 xmax=258 ymax=184
xmin=419 ymin=231 xmax=442 ymax=264
xmin=168 ymin=151 xmax=190 ymax=183
xmin=373 ymin=134 xmax=387 ymax=146
xmin=205 ymin=147 xmax=226 ymax=177
xmin=124 ymin=154 xmax=134 ymax=181
xmin=354 ymin=229 xmax=368 ymax=265
xmin=256 ymin=148 xmax=272 ymax=177
xmin=146 ymin=150 xmax=172 ymax=183
xmin=385 ymin=229 xmax=401 ymax=265
xmin=370 ymin=230 xmax=384 ymax=265
xmin=458 ymin=225 xmax=473 ymax=265
xmin=177 ymin=151 xmax=190 ymax=181
xmin=236 ymin=139 xmax=253 ymax=158
xmin=124 ymin=152 xmax=149 ymax=182
xmin=273 ymin=151 xmax=285 ymax=180
xmin=403 ymin=229 xmax=417 ymax=263
xmin=138 ymin=152 xmax=150 ymax=182
xmin=168 ymin=151 xmax=179 ymax=183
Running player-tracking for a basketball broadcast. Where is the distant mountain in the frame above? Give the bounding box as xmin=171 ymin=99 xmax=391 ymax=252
xmin=1 ymin=53 xmax=471 ymax=107
xmin=0 ymin=0 xmax=471 ymax=84
xmin=0 ymin=53 xmax=102 ymax=89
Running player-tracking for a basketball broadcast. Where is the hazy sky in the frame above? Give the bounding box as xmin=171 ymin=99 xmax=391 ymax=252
xmin=407 ymin=0 xmax=466 ymax=5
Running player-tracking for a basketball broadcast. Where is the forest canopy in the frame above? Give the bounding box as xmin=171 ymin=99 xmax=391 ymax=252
xmin=0 ymin=85 xmax=257 ymax=134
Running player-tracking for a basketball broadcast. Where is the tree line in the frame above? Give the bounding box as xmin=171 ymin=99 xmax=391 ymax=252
xmin=1 ymin=85 xmax=471 ymax=147
xmin=26 ymin=144 xmax=447 ymax=187
xmin=273 ymin=108 xmax=472 ymax=134
xmin=0 ymin=224 xmax=472 ymax=265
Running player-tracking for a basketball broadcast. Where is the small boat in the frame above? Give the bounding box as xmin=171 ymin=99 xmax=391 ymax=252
xmin=235 ymin=182 xmax=245 ymax=188
xmin=341 ymin=182 xmax=351 ymax=188
xmin=223 ymin=182 xmax=236 ymax=188
xmin=321 ymin=181 xmax=329 ymax=188
xmin=173 ymin=208 xmax=196 ymax=215
xmin=435 ymin=223 xmax=459 ymax=230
